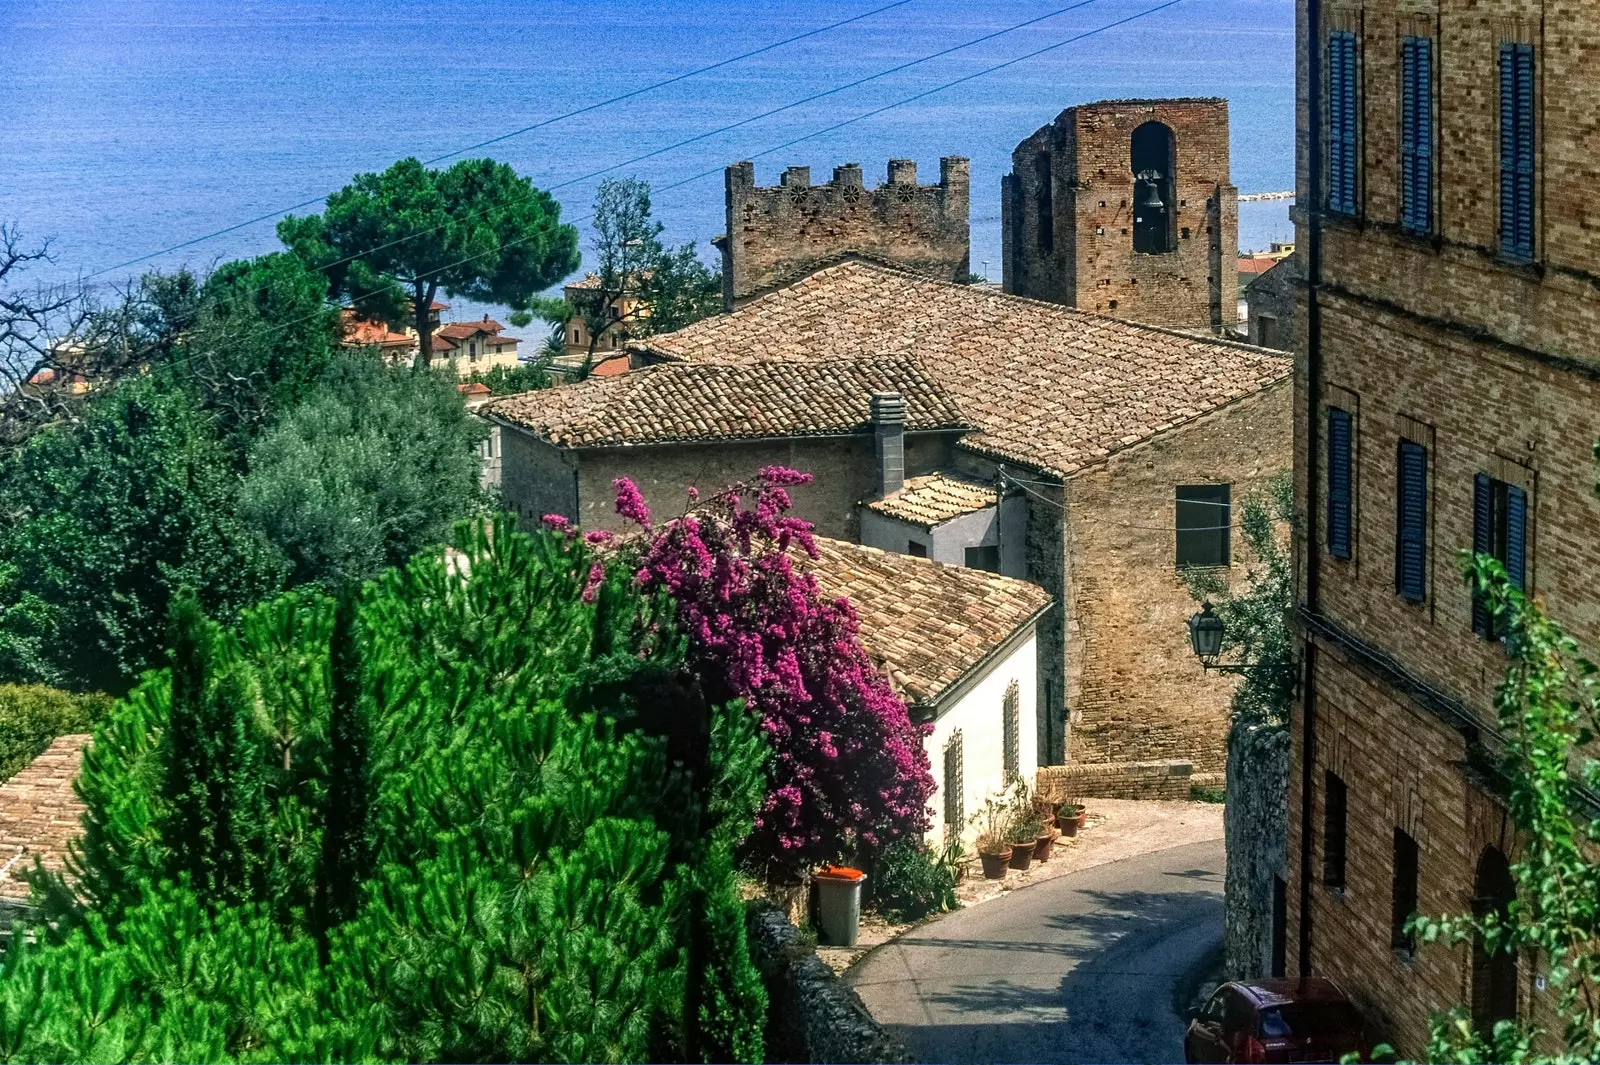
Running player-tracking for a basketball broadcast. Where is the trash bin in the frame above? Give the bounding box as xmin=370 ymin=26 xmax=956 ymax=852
xmin=814 ymin=866 xmax=866 ymax=946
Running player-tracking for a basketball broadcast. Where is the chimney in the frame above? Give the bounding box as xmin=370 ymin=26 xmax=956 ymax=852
xmin=870 ymin=392 xmax=907 ymax=498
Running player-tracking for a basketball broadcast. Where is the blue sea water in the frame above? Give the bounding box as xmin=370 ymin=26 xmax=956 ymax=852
xmin=1 ymin=0 xmax=1294 ymax=321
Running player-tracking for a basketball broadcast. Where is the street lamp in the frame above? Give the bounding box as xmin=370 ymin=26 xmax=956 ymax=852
xmin=1188 ymin=601 xmax=1225 ymax=668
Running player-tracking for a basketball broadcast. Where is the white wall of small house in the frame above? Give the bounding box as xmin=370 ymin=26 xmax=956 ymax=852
xmin=921 ymin=626 xmax=1039 ymax=848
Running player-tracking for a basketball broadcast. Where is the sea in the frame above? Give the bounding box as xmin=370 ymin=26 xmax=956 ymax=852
xmin=1 ymin=0 xmax=1295 ymax=323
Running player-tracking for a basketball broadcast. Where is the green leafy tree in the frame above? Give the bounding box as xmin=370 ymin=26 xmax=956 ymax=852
xmin=278 ymin=157 xmax=580 ymax=372
xmin=0 ymin=379 xmax=286 ymax=694
xmin=10 ymin=516 xmax=769 ymax=1063
xmin=466 ymin=360 xmax=550 ymax=395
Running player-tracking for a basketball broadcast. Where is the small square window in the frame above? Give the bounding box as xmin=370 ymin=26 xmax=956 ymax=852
xmin=1176 ymin=485 xmax=1231 ymax=567
xmin=908 ymin=541 xmax=928 ymax=558
xmin=964 ymin=544 xmax=1000 ymax=572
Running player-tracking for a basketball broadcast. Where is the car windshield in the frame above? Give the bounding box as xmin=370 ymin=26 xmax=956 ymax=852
xmin=1258 ymin=1003 xmax=1363 ymax=1039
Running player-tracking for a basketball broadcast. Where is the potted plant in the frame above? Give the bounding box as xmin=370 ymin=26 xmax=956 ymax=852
xmin=1032 ymin=794 xmax=1057 ymax=830
xmin=1006 ymin=816 xmax=1041 ymax=870
xmin=1057 ymin=802 xmax=1082 ymax=837
xmin=1034 ymin=824 xmax=1058 ymax=862
xmin=971 ymin=793 xmax=1013 ymax=879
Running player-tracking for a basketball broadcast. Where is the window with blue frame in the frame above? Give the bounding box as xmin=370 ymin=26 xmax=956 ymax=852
xmin=1395 ymin=440 xmax=1428 ymax=603
xmin=1400 ymin=36 xmax=1435 ymax=233
xmin=1499 ymin=43 xmax=1536 ymax=260
xmin=1327 ymin=30 xmax=1361 ymax=216
xmin=1472 ymin=474 xmax=1529 ymax=639
xmin=1327 ymin=408 xmax=1354 ymax=559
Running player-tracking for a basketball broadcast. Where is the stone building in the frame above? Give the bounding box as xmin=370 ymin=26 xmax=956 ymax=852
xmin=802 ymin=537 xmax=1051 ymax=845
xmin=1284 ymin=0 xmax=1600 ymax=1055
xmin=712 ymin=158 xmax=970 ymax=310
xmin=1245 ymin=253 xmax=1299 ymax=350
xmin=1002 ymin=99 xmax=1238 ymax=333
xmin=601 ymin=259 xmax=1291 ymax=785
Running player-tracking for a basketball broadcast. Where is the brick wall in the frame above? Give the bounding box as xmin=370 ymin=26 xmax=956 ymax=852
xmin=0 ymin=734 xmax=89 ymax=915
xmin=1287 ymin=0 xmax=1600 ymax=1052
xmin=1003 ymin=99 xmax=1239 ymax=332
xmin=1247 ymin=254 xmax=1299 ymax=349
xmin=1066 ymin=381 xmax=1293 ymax=775
xmin=718 ymin=158 xmax=970 ymax=309
xmin=1037 ymin=759 xmax=1195 ymax=800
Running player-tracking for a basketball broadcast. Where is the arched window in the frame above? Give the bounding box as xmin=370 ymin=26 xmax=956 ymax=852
xmin=1472 ymin=847 xmax=1518 ymax=1033
xmin=1131 ymin=121 xmax=1176 ymax=254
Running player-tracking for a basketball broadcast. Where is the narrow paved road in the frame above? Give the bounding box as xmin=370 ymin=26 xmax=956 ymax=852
xmin=847 ymin=838 xmax=1224 ymax=1064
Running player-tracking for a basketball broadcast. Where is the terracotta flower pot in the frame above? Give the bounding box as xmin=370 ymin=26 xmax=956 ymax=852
xmin=979 ymin=849 xmax=1013 ymax=879
xmin=1007 ymin=838 xmax=1036 ymax=871
xmin=1077 ymin=808 xmax=1088 ymax=828
xmin=1033 ymin=831 xmax=1055 ymax=862
xmin=1058 ymin=817 xmax=1079 ymax=838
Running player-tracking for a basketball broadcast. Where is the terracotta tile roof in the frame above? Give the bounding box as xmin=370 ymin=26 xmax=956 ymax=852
xmin=341 ymin=312 xmax=414 ymax=349
xmin=1237 ymin=256 xmax=1279 ymax=275
xmin=802 ymin=538 xmax=1051 ymax=707
xmin=0 ymin=734 xmax=88 ymax=902
xmin=634 ymin=260 xmax=1290 ymax=477
xmin=437 ymin=318 xmax=506 ymax=340
xmin=865 ymin=473 xmax=997 ymax=529
xmin=487 ymin=355 xmax=967 ymax=448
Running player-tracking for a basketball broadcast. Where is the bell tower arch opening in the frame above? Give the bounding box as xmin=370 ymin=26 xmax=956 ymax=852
xmin=1471 ymin=846 xmax=1519 ymax=1034
xmin=1131 ymin=121 xmax=1176 ymax=254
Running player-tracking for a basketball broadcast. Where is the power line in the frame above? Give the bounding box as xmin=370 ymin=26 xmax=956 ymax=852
xmin=117 ymin=0 xmax=1191 ymax=377
xmin=1004 ymin=475 xmax=1234 ymax=532
xmin=80 ymin=0 xmax=918 ymax=282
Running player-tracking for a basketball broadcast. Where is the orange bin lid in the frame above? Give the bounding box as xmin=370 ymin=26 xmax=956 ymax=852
xmin=816 ymin=864 xmax=865 ymax=881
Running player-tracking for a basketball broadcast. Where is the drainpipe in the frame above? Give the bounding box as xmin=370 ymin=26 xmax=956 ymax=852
xmin=1299 ymin=0 xmax=1326 ymax=980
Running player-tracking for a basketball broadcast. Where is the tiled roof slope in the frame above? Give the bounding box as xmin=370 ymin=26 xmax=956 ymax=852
xmin=636 ymin=260 xmax=1291 ymax=476
xmin=865 ymin=473 xmax=997 ymax=529
xmin=488 ymin=355 xmax=967 ymax=448
xmin=803 ymin=537 xmax=1052 ymax=708
xmin=0 ymin=734 xmax=89 ymax=902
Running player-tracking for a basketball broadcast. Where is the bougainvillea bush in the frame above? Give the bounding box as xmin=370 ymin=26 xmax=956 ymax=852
xmin=598 ymin=467 xmax=935 ymax=874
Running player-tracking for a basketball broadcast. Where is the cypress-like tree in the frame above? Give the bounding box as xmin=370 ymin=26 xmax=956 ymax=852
xmin=316 ymin=590 xmax=371 ymax=941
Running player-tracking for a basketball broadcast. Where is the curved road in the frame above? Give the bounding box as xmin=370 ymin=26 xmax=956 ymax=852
xmin=848 ymin=838 xmax=1224 ymax=1064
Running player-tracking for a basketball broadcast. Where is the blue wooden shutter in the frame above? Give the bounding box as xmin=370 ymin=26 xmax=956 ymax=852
xmin=1327 ymin=408 xmax=1353 ymax=558
xmin=1400 ymin=38 xmax=1434 ymax=233
xmin=1505 ymin=485 xmax=1527 ymax=591
xmin=1472 ymin=473 xmax=1493 ymax=637
xmin=1328 ymin=32 xmax=1359 ymax=215
xmin=1417 ymin=39 xmax=1434 ymax=231
xmin=1395 ymin=441 xmax=1428 ymax=602
xmin=1500 ymin=43 xmax=1536 ymax=258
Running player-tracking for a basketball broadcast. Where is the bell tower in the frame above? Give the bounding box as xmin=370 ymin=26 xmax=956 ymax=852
xmin=1001 ymin=98 xmax=1237 ymax=333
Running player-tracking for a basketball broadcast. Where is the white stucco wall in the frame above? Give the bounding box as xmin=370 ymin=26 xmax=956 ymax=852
xmin=858 ymin=493 xmax=1028 ymax=579
xmin=923 ymin=626 xmax=1039 ymax=847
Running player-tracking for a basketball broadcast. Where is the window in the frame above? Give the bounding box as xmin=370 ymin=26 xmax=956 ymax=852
xmin=907 ymin=540 xmax=928 ymax=558
xmin=1257 ymin=314 xmax=1280 ymax=350
xmin=1400 ymin=36 xmax=1435 ymax=233
xmin=1176 ymin=485 xmax=1231 ymax=567
xmin=1323 ymin=770 xmax=1348 ymax=888
xmin=1499 ymin=43 xmax=1536 ymax=261
xmin=1131 ymin=121 xmax=1176 ymax=254
xmin=1327 ymin=29 xmax=1361 ymax=216
xmin=943 ymin=731 xmax=964 ymax=840
xmin=1392 ymin=828 xmax=1420 ymax=952
xmin=1327 ymin=408 xmax=1354 ymax=559
xmin=1035 ymin=153 xmax=1054 ymax=254
xmin=1002 ymin=681 xmax=1020 ymax=782
xmin=964 ymin=544 xmax=1000 ymax=572
xmin=1472 ymin=473 xmax=1529 ymax=639
xmin=469 ymin=340 xmax=479 ymax=361
xmin=1395 ymin=440 xmax=1428 ymax=602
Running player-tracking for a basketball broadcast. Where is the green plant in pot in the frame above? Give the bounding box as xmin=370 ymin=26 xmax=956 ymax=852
xmin=1006 ymin=815 xmax=1043 ymax=870
xmin=970 ymin=793 xmax=1013 ymax=879
xmin=1057 ymin=802 xmax=1082 ymax=837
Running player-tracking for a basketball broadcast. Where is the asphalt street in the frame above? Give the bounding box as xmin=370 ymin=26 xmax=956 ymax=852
xmin=847 ymin=838 xmax=1225 ymax=1064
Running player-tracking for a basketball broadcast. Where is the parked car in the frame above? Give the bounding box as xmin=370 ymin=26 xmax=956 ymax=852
xmin=1185 ymin=978 xmax=1367 ymax=1063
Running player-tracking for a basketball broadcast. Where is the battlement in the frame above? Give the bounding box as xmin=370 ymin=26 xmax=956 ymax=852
xmin=718 ymin=158 xmax=971 ymax=308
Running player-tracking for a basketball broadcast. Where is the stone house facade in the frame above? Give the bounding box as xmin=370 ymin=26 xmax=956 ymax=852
xmin=802 ymin=537 xmax=1051 ymax=845
xmin=624 ymin=259 xmax=1291 ymax=786
xmin=712 ymin=158 xmax=970 ymax=309
xmin=1002 ymin=99 xmax=1239 ymax=333
xmin=1285 ymin=0 xmax=1600 ymax=1055
xmin=1245 ymin=254 xmax=1298 ymax=350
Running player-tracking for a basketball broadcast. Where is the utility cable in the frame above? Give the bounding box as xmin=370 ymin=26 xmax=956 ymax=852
xmin=81 ymin=0 xmax=918 ymax=281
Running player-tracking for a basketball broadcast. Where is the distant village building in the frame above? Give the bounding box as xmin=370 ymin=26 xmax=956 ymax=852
xmin=803 ymin=537 xmax=1051 ymax=845
xmin=1002 ymin=99 xmax=1239 ymax=333
xmin=340 ymin=302 xmax=523 ymax=379
xmin=492 ymin=259 xmax=1291 ymax=788
xmin=712 ymin=158 xmax=970 ymax=310
xmin=1244 ymin=252 xmax=1298 ymax=350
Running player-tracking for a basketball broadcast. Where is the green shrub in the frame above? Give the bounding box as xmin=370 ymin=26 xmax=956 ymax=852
xmin=1190 ymin=784 xmax=1227 ymax=804
xmin=0 ymin=684 xmax=111 ymax=781
xmin=869 ymin=839 xmax=958 ymax=923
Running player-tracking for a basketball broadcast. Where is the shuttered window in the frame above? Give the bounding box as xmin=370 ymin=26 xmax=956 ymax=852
xmin=1400 ymin=36 xmax=1435 ymax=233
xmin=1499 ymin=43 xmax=1536 ymax=260
xmin=1177 ymin=484 xmax=1232 ymax=567
xmin=1323 ymin=771 xmax=1348 ymax=888
xmin=1327 ymin=408 xmax=1354 ymax=559
xmin=1472 ymin=474 xmax=1529 ymax=639
xmin=1395 ymin=440 xmax=1428 ymax=603
xmin=1392 ymin=828 xmax=1420 ymax=952
xmin=1328 ymin=30 xmax=1361 ymax=216
xmin=943 ymin=730 xmax=964 ymax=840
xmin=1002 ymin=681 xmax=1021 ymax=783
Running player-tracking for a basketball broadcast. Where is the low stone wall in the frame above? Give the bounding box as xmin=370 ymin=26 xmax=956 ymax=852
xmin=1037 ymin=758 xmax=1195 ymax=800
xmin=746 ymin=901 xmax=914 ymax=1064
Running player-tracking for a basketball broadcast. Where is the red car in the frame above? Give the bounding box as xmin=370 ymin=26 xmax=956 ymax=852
xmin=1185 ymin=978 xmax=1368 ymax=1064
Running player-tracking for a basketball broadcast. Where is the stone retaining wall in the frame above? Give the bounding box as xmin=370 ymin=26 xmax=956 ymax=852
xmin=1037 ymin=758 xmax=1195 ymax=800
xmin=746 ymin=901 xmax=913 ymax=1064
